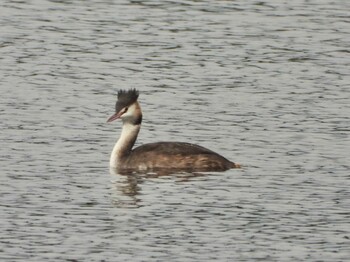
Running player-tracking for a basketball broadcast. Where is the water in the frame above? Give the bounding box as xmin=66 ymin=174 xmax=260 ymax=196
xmin=1 ymin=0 xmax=349 ymax=261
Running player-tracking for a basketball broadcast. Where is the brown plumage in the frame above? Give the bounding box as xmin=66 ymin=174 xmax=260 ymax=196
xmin=107 ymin=89 xmax=240 ymax=172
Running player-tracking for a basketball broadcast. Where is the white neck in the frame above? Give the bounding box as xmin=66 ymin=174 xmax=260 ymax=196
xmin=110 ymin=122 xmax=140 ymax=168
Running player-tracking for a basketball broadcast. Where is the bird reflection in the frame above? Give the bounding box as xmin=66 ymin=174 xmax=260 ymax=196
xmin=109 ymin=167 xmax=208 ymax=208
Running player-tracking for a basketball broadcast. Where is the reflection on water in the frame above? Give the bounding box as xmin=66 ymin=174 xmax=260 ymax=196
xmin=110 ymin=171 xmax=142 ymax=208
xmin=109 ymin=167 xmax=209 ymax=208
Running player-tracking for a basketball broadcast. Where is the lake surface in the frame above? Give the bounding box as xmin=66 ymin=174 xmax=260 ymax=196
xmin=1 ymin=0 xmax=349 ymax=261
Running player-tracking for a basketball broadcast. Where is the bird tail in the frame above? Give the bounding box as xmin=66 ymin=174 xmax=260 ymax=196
xmin=231 ymin=162 xmax=241 ymax=168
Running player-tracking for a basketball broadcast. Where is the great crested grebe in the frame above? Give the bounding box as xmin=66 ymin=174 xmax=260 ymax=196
xmin=107 ymin=89 xmax=240 ymax=172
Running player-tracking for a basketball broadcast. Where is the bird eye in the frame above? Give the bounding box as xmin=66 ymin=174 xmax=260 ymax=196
xmin=124 ymin=107 xmax=128 ymax=113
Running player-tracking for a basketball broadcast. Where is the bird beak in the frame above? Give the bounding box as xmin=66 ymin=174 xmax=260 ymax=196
xmin=107 ymin=112 xmax=121 ymax=123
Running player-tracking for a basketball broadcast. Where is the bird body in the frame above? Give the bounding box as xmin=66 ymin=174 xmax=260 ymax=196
xmin=108 ymin=89 xmax=239 ymax=172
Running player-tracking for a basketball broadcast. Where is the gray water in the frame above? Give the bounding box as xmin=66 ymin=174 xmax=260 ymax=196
xmin=1 ymin=0 xmax=349 ymax=261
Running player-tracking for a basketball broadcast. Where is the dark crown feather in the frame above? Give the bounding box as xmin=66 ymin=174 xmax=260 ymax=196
xmin=115 ymin=89 xmax=139 ymax=112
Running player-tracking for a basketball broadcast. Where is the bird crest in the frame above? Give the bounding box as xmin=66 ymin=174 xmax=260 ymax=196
xmin=116 ymin=89 xmax=139 ymax=111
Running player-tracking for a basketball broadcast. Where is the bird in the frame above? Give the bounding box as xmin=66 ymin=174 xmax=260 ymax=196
xmin=107 ymin=89 xmax=240 ymax=172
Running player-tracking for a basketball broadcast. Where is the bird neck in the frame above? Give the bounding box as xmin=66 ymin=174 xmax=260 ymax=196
xmin=110 ymin=121 xmax=141 ymax=168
